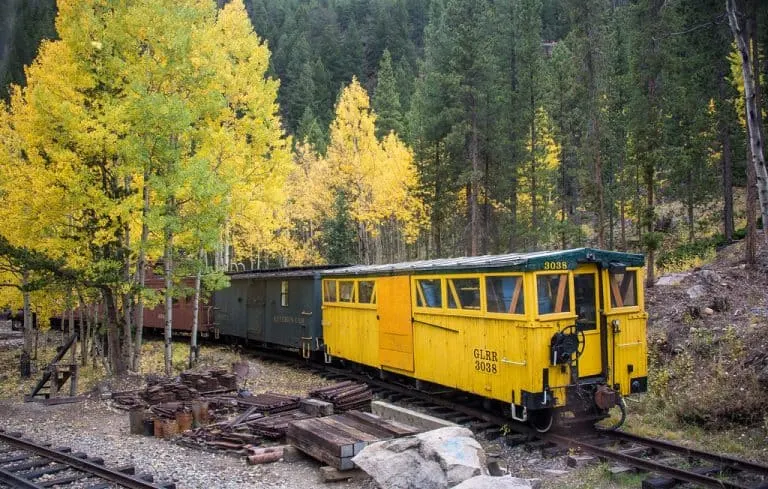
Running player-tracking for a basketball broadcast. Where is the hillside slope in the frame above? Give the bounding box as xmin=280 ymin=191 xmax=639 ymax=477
xmin=645 ymin=239 xmax=768 ymax=429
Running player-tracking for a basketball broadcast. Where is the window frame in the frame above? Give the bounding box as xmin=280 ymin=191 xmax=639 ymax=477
xmin=533 ymin=271 xmax=576 ymax=320
xmin=338 ymin=280 xmax=356 ymax=303
xmin=280 ymin=280 xmax=289 ymax=307
xmin=606 ymin=267 xmax=641 ymax=312
xmin=323 ymin=278 xmax=377 ymax=309
xmin=357 ymin=280 xmax=377 ymax=307
xmin=446 ymin=276 xmax=482 ymax=311
xmin=322 ymin=279 xmax=337 ymax=304
xmin=413 ymin=276 xmax=445 ymax=311
xmin=484 ymin=273 xmax=526 ymax=318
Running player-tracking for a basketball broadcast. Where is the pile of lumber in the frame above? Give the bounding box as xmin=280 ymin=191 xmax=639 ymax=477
xmin=250 ymin=409 xmax=315 ymax=439
xmin=309 ymin=381 xmax=372 ymax=411
xmin=144 ymin=382 xmax=199 ymax=404
xmin=237 ymin=392 xmax=301 ymax=413
xmin=111 ymin=390 xmax=145 ymax=410
xmin=177 ymin=406 xmax=312 ymax=451
xmin=178 ymin=426 xmax=263 ymax=454
xmin=286 ymin=411 xmax=420 ymax=470
xmin=180 ymin=367 xmax=237 ymax=393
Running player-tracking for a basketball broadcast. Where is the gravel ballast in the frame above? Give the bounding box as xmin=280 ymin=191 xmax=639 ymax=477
xmin=0 ymin=399 xmax=377 ymax=489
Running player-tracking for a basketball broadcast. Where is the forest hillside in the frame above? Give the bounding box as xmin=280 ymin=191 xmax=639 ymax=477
xmin=0 ymin=0 xmax=767 ymax=384
xmin=2 ymin=0 xmax=767 ymax=269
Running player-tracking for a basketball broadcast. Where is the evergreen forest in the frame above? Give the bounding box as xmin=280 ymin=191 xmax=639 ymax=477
xmin=0 ymin=0 xmax=767 ymax=374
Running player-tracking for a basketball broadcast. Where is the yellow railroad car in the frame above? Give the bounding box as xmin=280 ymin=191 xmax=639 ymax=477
xmin=321 ymin=248 xmax=647 ymax=431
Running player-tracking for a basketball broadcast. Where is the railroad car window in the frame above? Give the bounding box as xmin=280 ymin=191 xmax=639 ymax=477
xmin=447 ymin=278 xmax=481 ymax=310
xmin=358 ymin=280 xmax=375 ymax=304
xmin=339 ymin=281 xmax=355 ymax=302
xmin=537 ymin=274 xmax=571 ymax=315
xmin=281 ymin=281 xmax=288 ymax=307
xmin=486 ymin=276 xmax=525 ymax=314
xmin=323 ymin=280 xmax=337 ymax=303
xmin=609 ymin=270 xmax=637 ymax=308
xmin=416 ymin=279 xmax=442 ymax=308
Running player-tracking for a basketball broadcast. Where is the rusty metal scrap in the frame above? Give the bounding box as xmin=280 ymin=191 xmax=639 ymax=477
xmin=236 ymin=392 xmax=301 ymax=413
xmin=309 ymin=381 xmax=372 ymax=412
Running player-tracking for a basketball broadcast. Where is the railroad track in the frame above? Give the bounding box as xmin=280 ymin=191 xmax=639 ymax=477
xmin=252 ymin=349 xmax=768 ymax=489
xmin=0 ymin=429 xmax=174 ymax=489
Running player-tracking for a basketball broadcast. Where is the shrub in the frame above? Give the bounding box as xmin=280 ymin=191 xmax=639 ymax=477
xmin=647 ymin=326 xmax=768 ymax=429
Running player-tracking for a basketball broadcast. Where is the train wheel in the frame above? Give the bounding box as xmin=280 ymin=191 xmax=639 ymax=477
xmin=529 ymin=409 xmax=554 ymax=433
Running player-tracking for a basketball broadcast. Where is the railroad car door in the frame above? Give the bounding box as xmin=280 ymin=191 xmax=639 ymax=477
xmin=573 ymin=267 xmax=604 ymax=377
xmin=246 ymin=279 xmax=266 ymax=343
xmin=377 ymin=276 xmax=414 ymax=372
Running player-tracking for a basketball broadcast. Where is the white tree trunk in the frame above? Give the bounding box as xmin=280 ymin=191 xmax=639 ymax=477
xmin=189 ymin=248 xmax=203 ymax=368
xmin=22 ymin=270 xmax=33 ymax=353
xmin=727 ymin=0 xmax=768 ymax=242
xmin=164 ymin=223 xmax=174 ymax=377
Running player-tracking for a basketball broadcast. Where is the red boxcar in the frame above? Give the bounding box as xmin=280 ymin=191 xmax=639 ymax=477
xmin=142 ymin=268 xmax=213 ymax=335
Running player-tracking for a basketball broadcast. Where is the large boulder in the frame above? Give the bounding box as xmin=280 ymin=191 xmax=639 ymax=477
xmin=352 ymin=426 xmax=487 ymax=489
xmin=452 ymin=476 xmax=534 ymax=489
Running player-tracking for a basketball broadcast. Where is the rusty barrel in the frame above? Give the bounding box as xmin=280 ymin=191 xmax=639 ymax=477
xmin=175 ymin=411 xmax=193 ymax=432
xmin=143 ymin=418 xmax=154 ymax=436
xmin=191 ymin=401 xmax=209 ymax=427
xmin=162 ymin=419 xmax=179 ymax=440
xmin=129 ymin=408 xmax=145 ymax=435
xmin=153 ymin=418 xmax=163 ymax=438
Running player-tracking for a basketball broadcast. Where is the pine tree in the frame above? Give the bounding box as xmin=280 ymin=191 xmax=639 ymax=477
xmin=322 ymin=191 xmax=357 ymax=264
xmin=373 ymin=49 xmax=404 ymax=139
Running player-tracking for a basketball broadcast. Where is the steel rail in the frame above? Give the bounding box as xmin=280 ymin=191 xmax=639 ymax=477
xmin=250 ymin=348 xmax=768 ymax=489
xmin=546 ymin=432 xmax=754 ymax=489
xmin=0 ymin=429 xmax=167 ymax=489
xmin=0 ymin=469 xmax=40 ymax=489
xmin=600 ymin=429 xmax=768 ymax=476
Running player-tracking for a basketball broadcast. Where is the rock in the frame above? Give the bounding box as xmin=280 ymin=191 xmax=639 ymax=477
xmin=352 ymin=426 xmax=487 ymax=489
xmin=686 ymin=285 xmax=706 ymax=299
xmin=542 ymin=469 xmax=569 ymax=476
xmin=699 ymin=269 xmax=721 ymax=285
xmin=452 ymin=475 xmax=532 ymax=489
xmin=527 ymin=479 xmax=542 ymax=489
xmin=703 ymin=307 xmax=714 ymax=316
xmin=710 ymin=296 xmax=731 ymax=312
xmin=566 ymin=455 xmax=597 ymax=468
xmin=419 ymin=427 xmax=487 ymax=486
xmin=487 ymin=460 xmax=506 ymax=476
xmin=319 ymin=466 xmax=368 ymax=482
xmin=655 ymin=273 xmax=688 ymax=286
xmin=353 ymin=444 xmax=446 ymax=489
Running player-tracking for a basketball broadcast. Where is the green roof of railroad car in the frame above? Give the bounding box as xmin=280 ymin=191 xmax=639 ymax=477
xmin=321 ymin=248 xmax=644 ymax=277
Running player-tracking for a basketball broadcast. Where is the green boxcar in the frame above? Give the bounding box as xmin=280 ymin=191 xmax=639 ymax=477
xmin=212 ymin=266 xmax=333 ymax=355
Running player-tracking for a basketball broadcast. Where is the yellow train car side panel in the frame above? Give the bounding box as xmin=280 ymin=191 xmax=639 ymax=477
xmin=322 ymin=278 xmax=379 ymax=368
xmin=323 ymin=304 xmax=379 ymax=367
xmin=377 ymin=276 xmax=414 ymax=371
xmin=409 ymin=273 xmax=563 ymax=407
xmin=601 ymin=266 xmax=647 ymax=395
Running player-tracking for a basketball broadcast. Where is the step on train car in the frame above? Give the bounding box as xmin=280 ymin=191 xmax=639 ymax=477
xmin=320 ymin=248 xmax=647 ymax=431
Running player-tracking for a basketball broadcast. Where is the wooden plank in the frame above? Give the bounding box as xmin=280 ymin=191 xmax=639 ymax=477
xmin=555 ymin=274 xmax=567 ymax=313
xmin=318 ymin=417 xmax=379 ymax=455
xmin=286 ymin=419 xmax=357 ymax=458
xmin=508 ymin=278 xmax=522 ymax=314
xmin=344 ymin=411 xmax=420 ymax=437
xmin=335 ymin=414 xmax=399 ymax=439
xmin=610 ymin=277 xmax=624 ymax=308
xmin=288 ymin=431 xmax=353 ymax=470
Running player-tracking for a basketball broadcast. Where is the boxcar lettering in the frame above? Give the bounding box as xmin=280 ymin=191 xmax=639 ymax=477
xmin=542 ymin=261 xmax=568 ymax=271
xmin=473 ymin=348 xmax=499 ymax=374
xmin=273 ymin=315 xmax=306 ymax=326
